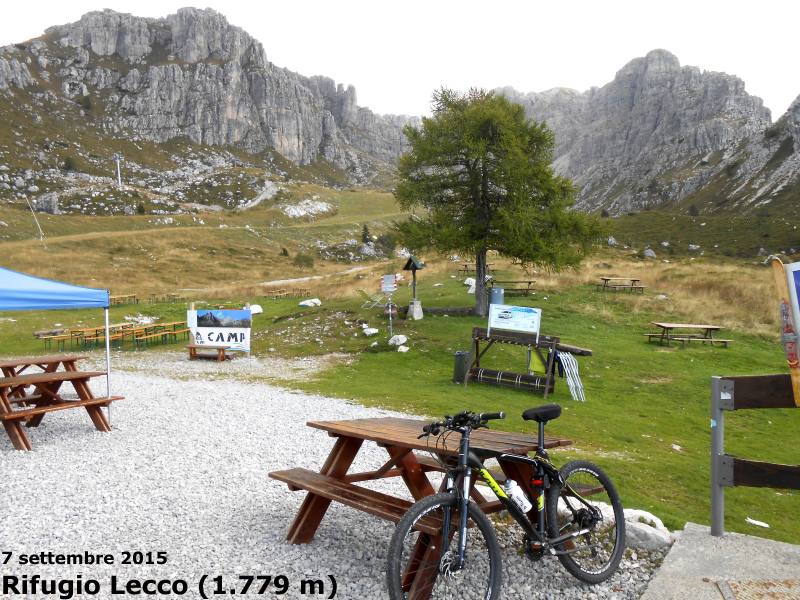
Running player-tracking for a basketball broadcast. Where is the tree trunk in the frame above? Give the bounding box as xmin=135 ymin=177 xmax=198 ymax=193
xmin=474 ymin=248 xmax=488 ymax=317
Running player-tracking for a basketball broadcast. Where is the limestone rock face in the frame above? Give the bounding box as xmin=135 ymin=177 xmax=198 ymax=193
xmin=36 ymin=8 xmax=412 ymax=174
xmin=499 ymin=49 xmax=798 ymax=215
xmin=0 ymin=56 xmax=35 ymax=90
xmin=789 ymin=94 xmax=800 ymax=153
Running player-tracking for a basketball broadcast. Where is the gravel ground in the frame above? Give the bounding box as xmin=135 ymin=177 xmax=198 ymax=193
xmin=0 ymin=353 xmax=664 ymax=599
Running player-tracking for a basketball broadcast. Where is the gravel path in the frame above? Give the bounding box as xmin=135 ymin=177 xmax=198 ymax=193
xmin=0 ymin=354 xmax=664 ymax=599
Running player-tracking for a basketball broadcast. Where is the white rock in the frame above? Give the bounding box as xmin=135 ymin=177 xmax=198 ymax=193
xmin=361 ymin=323 xmax=369 ymax=329
xmin=672 ymin=444 xmax=681 ymax=452
xmin=745 ymin=517 xmax=770 ymax=528
xmin=433 ymin=283 xmax=443 ymax=287
xmin=388 ymin=335 xmax=408 ymax=346
xmin=363 ymin=328 xmax=379 ymax=336
xmin=468 ymin=284 xmax=476 ymax=294
xmin=397 ymin=345 xmax=410 ymax=353
xmin=689 ymin=244 xmax=700 ymax=250
xmin=298 ymin=298 xmax=321 ymax=307
xmin=370 ymin=341 xmax=378 ymax=347
xmin=606 ymin=236 xmax=619 ymax=246
xmin=626 ymin=521 xmax=672 ymax=550
xmin=644 ymin=249 xmax=656 ymax=258
xmin=249 ymin=304 xmax=263 ymax=315
xmin=660 ymin=241 xmax=669 ymax=247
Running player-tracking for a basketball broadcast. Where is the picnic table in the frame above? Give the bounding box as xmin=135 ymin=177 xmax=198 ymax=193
xmin=185 ymin=343 xmax=240 ymax=361
xmin=269 ymin=417 xmax=572 ymax=549
xmin=490 ymin=280 xmax=536 ymax=296
xmin=0 ymin=364 xmax=123 ymax=451
xmin=0 ymin=355 xmax=88 ymax=401
xmin=646 ymin=322 xmax=731 ymax=348
xmin=457 ymin=263 xmax=494 ymax=276
xmin=596 ymin=277 xmax=646 ymax=293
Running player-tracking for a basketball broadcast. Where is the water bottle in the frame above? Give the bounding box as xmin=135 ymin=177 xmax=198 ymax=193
xmin=502 ymin=479 xmax=532 ymax=513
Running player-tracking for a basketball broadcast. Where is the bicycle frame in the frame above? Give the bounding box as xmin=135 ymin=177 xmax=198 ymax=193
xmin=438 ymin=422 xmax=600 ymax=569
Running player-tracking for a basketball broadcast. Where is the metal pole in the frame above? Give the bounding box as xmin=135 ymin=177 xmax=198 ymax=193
xmin=710 ymin=376 xmax=724 ymax=536
xmin=413 ymin=269 xmax=417 ymax=302
xmin=116 ymin=158 xmax=121 ymax=187
xmin=388 ymin=293 xmax=393 ymax=337
xmin=104 ymin=307 xmax=112 ymax=426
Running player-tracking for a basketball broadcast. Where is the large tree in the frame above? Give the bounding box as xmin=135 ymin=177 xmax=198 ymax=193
xmin=393 ymin=88 xmax=604 ymax=316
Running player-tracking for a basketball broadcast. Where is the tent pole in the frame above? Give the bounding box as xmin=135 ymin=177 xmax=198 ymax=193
xmin=104 ymin=307 xmax=112 ymax=426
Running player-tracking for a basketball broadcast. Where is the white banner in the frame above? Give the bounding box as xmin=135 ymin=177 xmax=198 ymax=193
xmin=187 ymin=309 xmax=251 ymax=352
xmin=488 ymin=304 xmax=541 ymax=336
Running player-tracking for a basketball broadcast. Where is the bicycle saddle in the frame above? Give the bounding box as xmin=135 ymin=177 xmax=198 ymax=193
xmin=522 ymin=403 xmax=562 ymax=423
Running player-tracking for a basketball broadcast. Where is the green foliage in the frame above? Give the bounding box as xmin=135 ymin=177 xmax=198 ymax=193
xmin=601 ymin=209 xmax=610 ymax=218
xmin=280 ymin=247 xmax=289 ymax=257
xmin=376 ymin=232 xmax=395 ymax=251
xmin=689 ymin=204 xmax=700 ymax=216
xmin=292 ymin=252 xmax=314 ymax=270
xmin=136 ymin=203 xmax=146 ymax=215
xmin=393 ymin=88 xmax=605 ymax=316
xmin=77 ymin=95 xmax=92 ymax=111
xmin=361 ymin=224 xmax=371 ymax=244
xmin=63 ymin=155 xmax=78 ymax=171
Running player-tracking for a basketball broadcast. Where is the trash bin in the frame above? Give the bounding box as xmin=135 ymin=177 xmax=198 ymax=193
xmin=489 ymin=287 xmax=504 ymax=306
xmin=453 ymin=351 xmax=470 ymax=384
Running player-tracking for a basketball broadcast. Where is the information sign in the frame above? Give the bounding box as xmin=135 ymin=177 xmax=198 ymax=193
xmin=487 ymin=304 xmax=541 ymax=339
xmin=381 ymin=275 xmax=397 ymax=293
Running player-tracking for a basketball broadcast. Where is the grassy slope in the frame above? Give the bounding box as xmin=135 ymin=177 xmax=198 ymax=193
xmin=0 ymin=248 xmax=797 ymax=545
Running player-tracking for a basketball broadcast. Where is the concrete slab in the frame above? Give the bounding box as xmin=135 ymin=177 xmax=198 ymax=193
xmin=642 ymin=522 xmax=800 ymax=600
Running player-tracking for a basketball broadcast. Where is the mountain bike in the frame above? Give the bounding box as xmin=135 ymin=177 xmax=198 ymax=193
xmin=386 ymin=404 xmax=625 ymax=600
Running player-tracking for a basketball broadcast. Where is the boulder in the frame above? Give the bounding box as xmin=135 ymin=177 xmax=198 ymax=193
xmin=363 ymin=328 xmax=379 ymax=336
xmin=644 ymin=249 xmax=656 ymax=258
xmin=388 ymin=335 xmax=408 ymax=346
xmin=298 ymin=298 xmax=321 ymax=307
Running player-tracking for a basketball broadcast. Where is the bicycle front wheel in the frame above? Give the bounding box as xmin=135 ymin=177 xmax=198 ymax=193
xmin=546 ymin=460 xmax=626 ymax=584
xmin=386 ymin=492 xmax=501 ymax=600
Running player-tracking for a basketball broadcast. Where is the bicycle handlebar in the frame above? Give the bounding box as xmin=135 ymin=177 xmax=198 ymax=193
xmin=418 ymin=410 xmax=506 ymax=438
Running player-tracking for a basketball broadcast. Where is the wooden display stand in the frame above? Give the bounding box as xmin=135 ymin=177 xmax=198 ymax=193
xmin=464 ymin=327 xmax=560 ymax=398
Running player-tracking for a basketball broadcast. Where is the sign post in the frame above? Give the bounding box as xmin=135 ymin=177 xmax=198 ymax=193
xmin=381 ymin=274 xmax=397 ymax=336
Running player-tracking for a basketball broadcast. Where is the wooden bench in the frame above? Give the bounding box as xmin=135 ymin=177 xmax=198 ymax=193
xmin=83 ymin=333 xmax=123 ymax=350
xmin=168 ymin=328 xmax=191 ymax=342
xmin=644 ymin=333 xmax=731 ymax=348
xmin=185 ymin=344 xmax=240 ymax=361
xmin=41 ymin=335 xmax=70 ymax=351
xmin=0 ymin=396 xmax=123 ymax=421
xmin=601 ymin=284 xmax=647 ymax=293
xmin=134 ymin=331 xmax=171 ymax=350
xmin=270 ymin=467 xmax=501 ymax=532
xmin=491 ymin=280 xmax=536 ymax=296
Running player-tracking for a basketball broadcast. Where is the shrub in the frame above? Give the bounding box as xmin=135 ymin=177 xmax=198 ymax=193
xmin=293 ymin=253 xmax=314 ymax=270
xmin=280 ymin=247 xmax=289 ymax=257
xmin=601 ymin=209 xmax=609 ymax=218
xmin=136 ymin=203 xmax=145 ymax=215
xmin=63 ymin=156 xmax=78 ymax=171
xmin=689 ymin=204 xmax=700 ymax=216
xmin=376 ymin=232 xmax=395 ymax=251
xmin=361 ymin=224 xmax=371 ymax=244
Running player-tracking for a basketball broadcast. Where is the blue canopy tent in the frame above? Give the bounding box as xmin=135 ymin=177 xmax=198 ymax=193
xmin=0 ymin=267 xmax=114 ymax=410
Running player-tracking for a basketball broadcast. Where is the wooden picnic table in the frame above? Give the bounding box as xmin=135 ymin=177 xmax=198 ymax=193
xmin=646 ymin=322 xmax=730 ymax=348
xmin=269 ymin=416 xmax=572 ymax=550
xmin=458 ymin=263 xmax=495 ymax=276
xmin=0 ymin=368 xmax=123 ymax=451
xmin=0 ymin=355 xmax=88 ymax=401
xmin=490 ymin=280 xmax=536 ymax=295
xmin=596 ymin=276 xmax=645 ymax=293
xmin=185 ymin=343 xmax=240 ymax=361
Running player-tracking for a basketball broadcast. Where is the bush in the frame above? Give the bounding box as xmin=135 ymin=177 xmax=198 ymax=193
xmin=601 ymin=209 xmax=609 ymax=218
xmin=376 ymin=232 xmax=395 ymax=251
xmin=293 ymin=253 xmax=314 ymax=270
xmin=280 ymin=247 xmax=289 ymax=257
xmin=361 ymin=224 xmax=371 ymax=244
xmin=689 ymin=204 xmax=700 ymax=216
xmin=63 ymin=156 xmax=78 ymax=171
xmin=136 ymin=203 xmax=145 ymax=215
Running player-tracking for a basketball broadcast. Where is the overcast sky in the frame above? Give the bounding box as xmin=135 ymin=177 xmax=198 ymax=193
xmin=2 ymin=1 xmax=797 ymax=119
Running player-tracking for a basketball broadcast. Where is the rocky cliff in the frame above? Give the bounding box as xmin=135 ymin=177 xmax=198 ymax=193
xmin=0 ymin=8 xmax=418 ymax=181
xmin=498 ymin=50 xmax=799 ymax=217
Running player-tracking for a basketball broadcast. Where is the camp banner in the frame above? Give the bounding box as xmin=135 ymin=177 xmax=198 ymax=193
xmin=187 ymin=309 xmax=251 ymax=352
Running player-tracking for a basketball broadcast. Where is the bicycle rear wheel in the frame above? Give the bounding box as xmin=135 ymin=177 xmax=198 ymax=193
xmin=546 ymin=460 xmax=625 ymax=584
xmin=386 ymin=492 xmax=501 ymax=600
